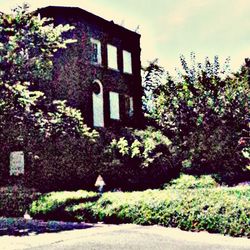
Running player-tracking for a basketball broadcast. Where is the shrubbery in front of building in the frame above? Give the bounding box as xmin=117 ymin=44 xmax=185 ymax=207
xmin=164 ymin=174 xmax=218 ymax=189
xmin=29 ymin=185 xmax=250 ymax=237
xmin=98 ymin=126 xmax=179 ymax=190
xmin=0 ymin=185 xmax=40 ymax=217
xmin=0 ymin=125 xmax=178 ymax=191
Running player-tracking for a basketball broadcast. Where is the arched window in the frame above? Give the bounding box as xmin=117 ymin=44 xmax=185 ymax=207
xmin=92 ymin=80 xmax=104 ymax=127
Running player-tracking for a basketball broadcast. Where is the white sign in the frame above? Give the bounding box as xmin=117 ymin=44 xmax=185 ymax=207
xmin=9 ymin=151 xmax=24 ymax=176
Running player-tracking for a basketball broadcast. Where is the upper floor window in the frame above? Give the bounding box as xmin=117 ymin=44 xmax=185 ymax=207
xmin=107 ymin=44 xmax=118 ymax=70
xmin=90 ymin=38 xmax=101 ymax=64
xmin=123 ymin=50 xmax=132 ymax=74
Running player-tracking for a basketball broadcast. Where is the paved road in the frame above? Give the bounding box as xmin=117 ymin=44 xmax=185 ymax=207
xmin=0 ymin=224 xmax=249 ymax=250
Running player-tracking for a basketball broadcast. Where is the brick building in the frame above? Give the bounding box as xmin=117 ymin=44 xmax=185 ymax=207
xmin=38 ymin=6 xmax=143 ymax=128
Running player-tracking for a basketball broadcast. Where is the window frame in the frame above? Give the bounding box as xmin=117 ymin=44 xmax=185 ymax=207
xmin=123 ymin=50 xmax=132 ymax=74
xmin=107 ymin=44 xmax=118 ymax=71
xmin=109 ymin=91 xmax=120 ymax=120
xmin=90 ymin=38 xmax=102 ymax=65
xmin=92 ymin=79 xmax=104 ymax=127
xmin=125 ymin=95 xmax=134 ymax=117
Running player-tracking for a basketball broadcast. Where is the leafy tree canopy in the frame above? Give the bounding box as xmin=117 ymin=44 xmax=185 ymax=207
xmin=143 ymin=53 xmax=249 ymax=183
xmin=0 ymin=5 xmax=97 ymax=139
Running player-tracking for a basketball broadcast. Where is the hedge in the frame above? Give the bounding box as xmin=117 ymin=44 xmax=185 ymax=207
xmin=0 ymin=185 xmax=40 ymax=217
xmin=165 ymin=174 xmax=218 ymax=189
xmin=30 ymin=186 xmax=250 ymax=237
xmin=0 ymin=126 xmax=178 ymax=192
xmin=30 ymin=190 xmax=99 ymax=221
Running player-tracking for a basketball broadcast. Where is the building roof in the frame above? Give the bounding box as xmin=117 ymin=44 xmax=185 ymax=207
xmin=38 ymin=6 xmax=141 ymax=39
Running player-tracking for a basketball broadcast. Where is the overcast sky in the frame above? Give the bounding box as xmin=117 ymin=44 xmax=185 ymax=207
xmin=1 ymin=0 xmax=250 ymax=73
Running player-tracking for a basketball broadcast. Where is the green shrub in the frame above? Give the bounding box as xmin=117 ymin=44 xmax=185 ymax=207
xmin=101 ymin=126 xmax=179 ymax=190
xmin=30 ymin=187 xmax=250 ymax=237
xmin=166 ymin=174 xmax=218 ymax=189
xmin=0 ymin=128 xmax=102 ymax=192
xmin=29 ymin=190 xmax=99 ymax=220
xmin=0 ymin=185 xmax=40 ymax=217
xmin=0 ymin=125 xmax=178 ymax=192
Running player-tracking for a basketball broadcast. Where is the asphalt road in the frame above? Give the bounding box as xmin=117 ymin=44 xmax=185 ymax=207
xmin=0 ymin=224 xmax=249 ymax=250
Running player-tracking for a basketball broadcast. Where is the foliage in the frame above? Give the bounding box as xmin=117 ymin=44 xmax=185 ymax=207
xmin=30 ymin=190 xmax=98 ymax=220
xmin=0 ymin=125 xmax=175 ymax=192
xmin=0 ymin=5 xmax=75 ymax=83
xmin=0 ymin=129 xmax=103 ymax=191
xmin=0 ymin=126 xmax=175 ymax=192
xmin=0 ymin=5 xmax=97 ymax=139
xmin=0 ymin=5 xmax=100 ymax=190
xmin=165 ymin=174 xmax=218 ymax=189
xmin=110 ymin=127 xmax=172 ymax=167
xmin=143 ymin=53 xmax=249 ymax=183
xmin=142 ymin=59 xmax=165 ymax=118
xmin=0 ymin=185 xmax=40 ymax=217
xmin=30 ymin=186 xmax=250 ymax=237
xmin=100 ymin=127 xmax=179 ymax=190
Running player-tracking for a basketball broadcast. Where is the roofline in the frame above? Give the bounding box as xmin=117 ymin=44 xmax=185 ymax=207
xmin=37 ymin=6 xmax=141 ymax=38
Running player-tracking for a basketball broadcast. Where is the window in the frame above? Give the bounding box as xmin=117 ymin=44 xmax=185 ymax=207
xmin=107 ymin=44 xmax=118 ymax=70
xmin=109 ymin=92 xmax=120 ymax=120
xmin=123 ymin=50 xmax=132 ymax=74
xmin=129 ymin=97 xmax=134 ymax=117
xmin=125 ymin=95 xmax=134 ymax=117
xmin=90 ymin=38 xmax=101 ymax=64
xmin=92 ymin=80 xmax=104 ymax=127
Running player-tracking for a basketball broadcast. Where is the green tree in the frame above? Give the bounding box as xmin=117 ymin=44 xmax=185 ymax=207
xmin=0 ymin=5 xmax=99 ymax=189
xmin=143 ymin=53 xmax=249 ymax=183
xmin=0 ymin=4 xmax=96 ymax=139
xmin=142 ymin=59 xmax=165 ymax=121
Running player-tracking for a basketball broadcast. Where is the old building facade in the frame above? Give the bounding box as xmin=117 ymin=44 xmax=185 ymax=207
xmin=38 ymin=6 xmax=143 ymax=128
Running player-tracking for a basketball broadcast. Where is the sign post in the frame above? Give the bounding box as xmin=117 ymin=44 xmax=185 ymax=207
xmin=95 ymin=175 xmax=106 ymax=194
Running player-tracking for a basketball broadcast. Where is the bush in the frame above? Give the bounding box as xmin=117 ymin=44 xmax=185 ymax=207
xmin=30 ymin=187 xmax=250 ymax=237
xmin=29 ymin=190 xmax=99 ymax=220
xmin=0 ymin=127 xmax=101 ymax=192
xmin=0 ymin=185 xmax=40 ymax=217
xmin=165 ymin=174 xmax=218 ymax=189
xmin=0 ymin=125 xmax=178 ymax=192
xmin=99 ymin=126 xmax=179 ymax=190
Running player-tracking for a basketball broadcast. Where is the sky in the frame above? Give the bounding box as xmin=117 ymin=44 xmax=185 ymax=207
xmin=1 ymin=0 xmax=250 ymax=73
